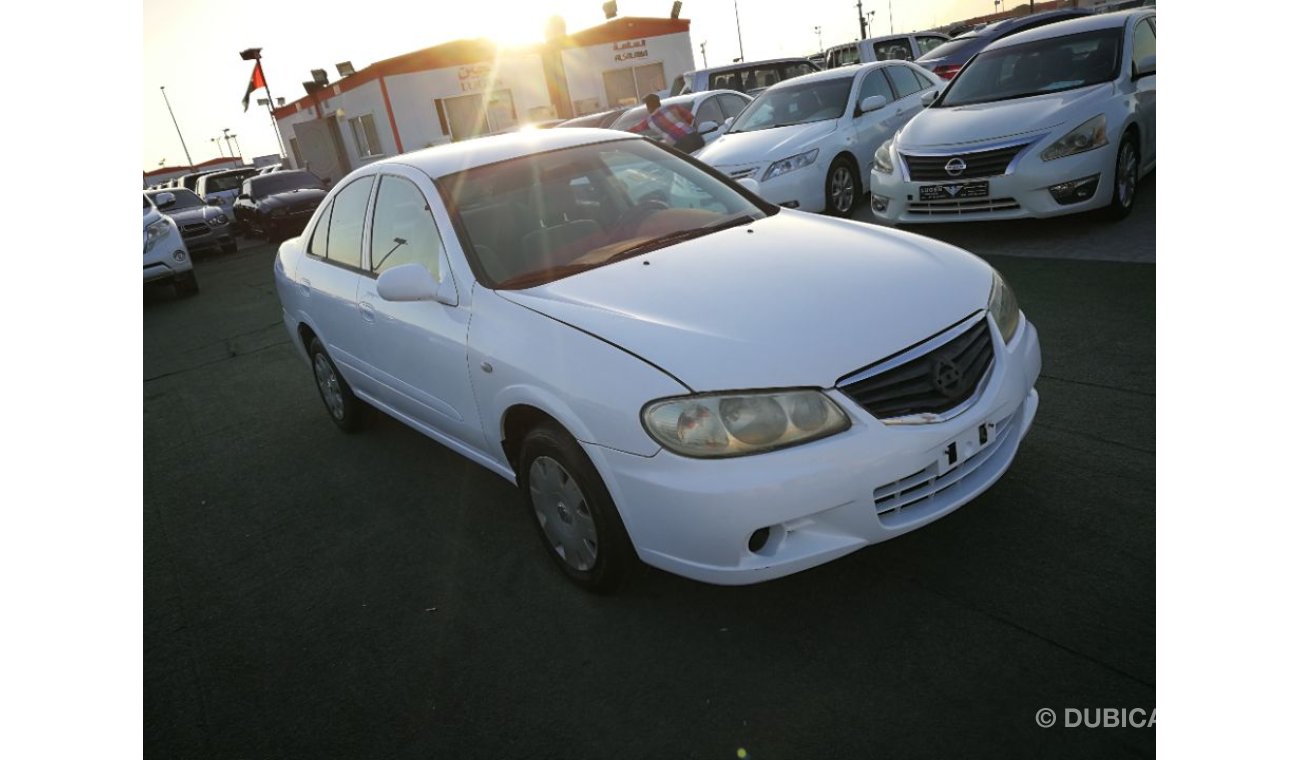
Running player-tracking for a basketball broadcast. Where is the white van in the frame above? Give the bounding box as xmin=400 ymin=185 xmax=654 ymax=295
xmin=669 ymin=57 xmax=820 ymax=97
xmin=824 ymin=32 xmax=950 ymax=67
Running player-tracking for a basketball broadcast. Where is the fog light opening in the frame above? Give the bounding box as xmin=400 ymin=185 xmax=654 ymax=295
xmin=172 ymin=250 xmax=187 ymax=262
xmin=747 ymin=524 xmax=787 ymax=556
xmin=870 ymin=195 xmax=890 ymax=213
xmin=747 ymin=528 xmax=769 ymax=553
xmin=1048 ymin=174 xmax=1100 ymax=205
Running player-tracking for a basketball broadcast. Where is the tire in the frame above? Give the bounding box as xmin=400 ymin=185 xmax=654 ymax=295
xmin=308 ymin=337 xmax=367 ymax=433
xmin=824 ymin=156 xmax=859 ymax=217
xmin=1104 ymin=134 xmax=1139 ymax=221
xmin=518 ymin=422 xmax=635 ymax=592
xmin=173 ymin=271 xmax=199 ymax=297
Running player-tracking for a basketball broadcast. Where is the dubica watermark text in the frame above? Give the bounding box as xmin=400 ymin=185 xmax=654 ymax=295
xmin=1036 ymin=708 xmax=1156 ymax=728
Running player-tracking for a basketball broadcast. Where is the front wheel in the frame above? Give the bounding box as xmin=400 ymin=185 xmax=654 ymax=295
xmin=308 ymin=337 xmax=367 ymax=432
xmin=1104 ymin=135 xmax=1139 ymax=221
xmin=518 ymin=423 xmax=635 ymax=593
xmin=824 ymin=157 xmax=859 ymax=217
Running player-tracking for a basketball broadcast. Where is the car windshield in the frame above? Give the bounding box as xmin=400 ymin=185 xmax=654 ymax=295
xmin=917 ymin=35 xmax=980 ymax=62
xmin=728 ymin=77 xmax=852 ymax=132
xmin=939 ymin=28 xmax=1123 ymax=107
xmin=206 ymin=171 xmax=255 ymax=192
xmin=249 ymin=172 xmax=324 ymax=198
xmin=439 ymin=138 xmax=772 ymax=290
xmin=149 ymin=189 xmax=204 ymax=210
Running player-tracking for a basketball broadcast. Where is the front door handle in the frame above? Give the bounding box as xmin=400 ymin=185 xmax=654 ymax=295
xmin=300 ymin=278 xmax=310 ymax=297
xmin=359 ymin=300 xmax=376 ymax=323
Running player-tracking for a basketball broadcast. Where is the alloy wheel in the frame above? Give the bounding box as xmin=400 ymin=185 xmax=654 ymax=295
xmin=830 ymin=166 xmax=855 ymax=214
xmin=313 ymin=354 xmax=345 ymax=420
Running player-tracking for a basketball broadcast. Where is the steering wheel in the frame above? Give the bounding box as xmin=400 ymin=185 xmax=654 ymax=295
xmin=614 ymin=197 xmax=669 ymax=235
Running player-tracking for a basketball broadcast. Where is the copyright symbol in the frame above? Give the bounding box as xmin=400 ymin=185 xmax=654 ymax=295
xmin=1036 ymin=708 xmax=1056 ymax=728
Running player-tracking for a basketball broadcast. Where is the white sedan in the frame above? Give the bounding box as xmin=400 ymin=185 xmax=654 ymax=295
xmin=871 ymin=10 xmax=1156 ymax=223
xmin=696 ymin=62 xmax=943 ymax=216
xmin=608 ymin=90 xmax=752 ymax=152
xmin=274 ymin=129 xmax=1041 ymax=591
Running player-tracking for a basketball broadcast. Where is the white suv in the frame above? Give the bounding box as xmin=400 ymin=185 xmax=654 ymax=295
xmin=824 ymin=32 xmax=950 ymax=67
xmin=143 ymin=194 xmax=197 ymax=296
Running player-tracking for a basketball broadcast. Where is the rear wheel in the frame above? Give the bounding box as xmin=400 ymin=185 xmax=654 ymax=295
xmin=518 ymin=422 xmax=635 ymax=592
xmin=824 ymin=157 xmax=858 ymax=217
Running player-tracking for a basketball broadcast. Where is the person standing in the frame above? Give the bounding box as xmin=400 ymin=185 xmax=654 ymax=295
xmin=627 ymin=94 xmax=705 ymax=154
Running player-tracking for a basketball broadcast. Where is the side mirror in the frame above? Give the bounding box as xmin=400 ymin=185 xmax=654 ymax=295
xmin=376 ymin=263 xmax=457 ymax=306
xmin=1133 ymin=54 xmax=1155 ymax=80
xmin=153 ymin=192 xmax=176 ymax=209
xmin=697 ymin=120 xmax=720 ymax=135
xmin=859 ymin=95 xmax=887 ymax=114
xmin=735 ymin=177 xmax=760 ymax=195
xmin=921 ymin=90 xmax=939 ymax=107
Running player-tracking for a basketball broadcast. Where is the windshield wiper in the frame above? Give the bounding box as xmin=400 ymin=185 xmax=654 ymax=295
xmin=603 ymin=213 xmax=759 ymax=264
xmin=496 ymin=262 xmax=601 ymax=290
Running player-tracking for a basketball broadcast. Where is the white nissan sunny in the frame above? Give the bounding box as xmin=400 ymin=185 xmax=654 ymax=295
xmin=274 ymin=129 xmax=1041 ymax=591
xmin=871 ymin=10 xmax=1156 ymax=223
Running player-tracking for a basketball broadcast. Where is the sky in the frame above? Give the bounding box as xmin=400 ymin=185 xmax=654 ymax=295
xmin=143 ymin=0 xmax=1018 ymax=171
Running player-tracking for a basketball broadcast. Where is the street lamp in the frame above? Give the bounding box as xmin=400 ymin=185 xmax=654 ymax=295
xmin=211 ymin=137 xmax=226 ymax=158
xmin=814 ymin=25 xmax=823 ymax=54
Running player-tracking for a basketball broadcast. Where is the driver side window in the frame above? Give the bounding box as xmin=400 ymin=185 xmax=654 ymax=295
xmin=695 ymin=97 xmax=723 ymax=128
xmin=857 ymin=69 xmax=894 ymax=107
xmin=369 ymin=175 xmax=446 ymax=280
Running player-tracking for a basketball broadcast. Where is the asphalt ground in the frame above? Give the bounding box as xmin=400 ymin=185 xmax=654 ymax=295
xmin=145 ymin=177 xmax=1155 ymax=759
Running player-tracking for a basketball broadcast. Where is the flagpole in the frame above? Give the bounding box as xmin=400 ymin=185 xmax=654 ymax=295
xmin=160 ymin=86 xmax=193 ymax=167
xmin=258 ymin=60 xmax=288 ymax=158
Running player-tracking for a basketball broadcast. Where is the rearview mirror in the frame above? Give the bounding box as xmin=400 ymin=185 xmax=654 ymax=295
xmin=1133 ymin=54 xmax=1155 ymax=79
xmin=921 ymin=90 xmax=938 ymax=106
xmin=697 ymin=120 xmax=720 ymax=135
xmin=153 ymin=192 xmax=176 ymax=209
xmin=859 ymin=95 xmax=887 ymax=114
xmin=376 ymin=263 xmax=457 ymax=306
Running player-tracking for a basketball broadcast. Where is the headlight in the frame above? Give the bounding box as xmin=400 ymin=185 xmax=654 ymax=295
xmin=873 ymin=138 xmax=895 ymax=174
xmin=208 ymin=214 xmax=228 ymax=226
xmin=762 ymin=148 xmax=819 ymax=181
xmin=1040 ymin=114 xmax=1108 ymax=162
xmin=144 ymin=219 xmax=170 ymax=253
xmin=988 ymin=270 xmax=1021 ymax=344
xmin=643 ymin=389 xmax=849 ymax=458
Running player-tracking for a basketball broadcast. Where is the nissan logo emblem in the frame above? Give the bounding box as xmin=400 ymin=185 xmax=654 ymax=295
xmin=944 ymin=158 xmax=967 ymax=177
xmin=932 ymin=357 xmax=964 ymax=398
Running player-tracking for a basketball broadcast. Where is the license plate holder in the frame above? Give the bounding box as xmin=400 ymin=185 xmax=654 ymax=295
xmin=937 ymin=420 xmax=998 ymax=477
xmin=920 ymin=180 xmax=990 ymax=201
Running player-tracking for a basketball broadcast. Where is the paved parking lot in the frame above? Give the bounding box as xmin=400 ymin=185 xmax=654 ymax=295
xmin=145 ymin=178 xmax=1155 ymax=759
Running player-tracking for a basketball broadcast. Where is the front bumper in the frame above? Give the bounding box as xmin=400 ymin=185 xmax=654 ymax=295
xmin=585 ymin=313 xmax=1042 ymax=585
xmin=178 ymin=221 xmax=235 ymax=254
xmin=870 ymin=142 xmax=1117 ymax=224
xmin=714 ymin=161 xmax=829 ymax=213
xmin=143 ymin=225 xmax=192 ymax=283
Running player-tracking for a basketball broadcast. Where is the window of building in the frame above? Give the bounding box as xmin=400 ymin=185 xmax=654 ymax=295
xmin=325 ymin=177 xmax=374 ymax=269
xmin=369 ymin=176 xmax=446 ymax=280
xmin=604 ymin=62 xmax=666 ymax=107
xmin=349 ymin=114 xmax=384 ymax=158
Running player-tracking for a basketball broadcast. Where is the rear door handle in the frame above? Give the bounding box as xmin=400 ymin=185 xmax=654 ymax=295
xmin=359 ymin=300 xmax=376 ymax=322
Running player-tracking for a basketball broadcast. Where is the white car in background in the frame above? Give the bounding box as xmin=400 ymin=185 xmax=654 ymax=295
xmin=143 ymin=193 xmax=197 ymax=297
xmin=696 ymin=62 xmax=943 ymax=216
xmin=608 ymin=90 xmax=752 ymax=152
xmin=274 ymin=129 xmax=1041 ymax=591
xmin=871 ymin=10 xmax=1156 ymax=223
xmin=824 ymin=32 xmax=950 ymax=67
xmin=196 ymin=167 xmax=259 ymax=217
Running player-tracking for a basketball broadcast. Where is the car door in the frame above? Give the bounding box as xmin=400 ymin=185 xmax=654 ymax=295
xmin=693 ymin=95 xmax=727 ymax=146
xmin=296 ymin=174 xmax=377 ymax=395
xmin=355 ymin=168 xmax=484 ymax=451
xmin=850 ymin=68 xmax=900 ymax=188
xmin=1129 ymin=15 xmax=1157 ymax=168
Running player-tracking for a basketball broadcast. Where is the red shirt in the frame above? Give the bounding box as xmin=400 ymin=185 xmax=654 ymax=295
xmin=629 ymin=104 xmax=696 ymax=142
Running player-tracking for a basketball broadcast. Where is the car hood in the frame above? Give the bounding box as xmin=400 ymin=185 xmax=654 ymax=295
xmin=698 ymin=120 xmax=839 ymax=167
xmin=261 ymin=188 xmax=327 ymax=208
xmin=165 ymin=206 xmax=222 ymax=224
xmin=498 ymin=211 xmax=993 ymax=391
xmin=900 ymin=82 xmax=1113 ymax=148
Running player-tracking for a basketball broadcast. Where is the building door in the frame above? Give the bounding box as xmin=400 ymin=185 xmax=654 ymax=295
xmin=291 ymin=118 xmax=352 ymax=185
xmin=441 ymin=93 xmax=490 ymax=142
xmin=603 ymin=62 xmax=666 ymax=108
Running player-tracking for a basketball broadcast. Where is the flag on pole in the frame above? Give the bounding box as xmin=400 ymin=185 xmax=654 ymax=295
xmin=242 ymin=61 xmax=266 ymax=112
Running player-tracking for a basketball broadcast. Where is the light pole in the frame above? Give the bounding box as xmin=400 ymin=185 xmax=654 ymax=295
xmin=733 ymin=0 xmax=745 ymax=63
xmin=866 ymin=10 xmax=875 ymax=38
xmin=230 ymin=134 xmax=242 ymax=158
xmin=700 ymin=40 xmax=708 ymax=68
xmin=814 ymin=25 xmax=823 ymax=53
xmin=212 ymin=137 xmax=226 ymax=158
xmin=222 ymin=128 xmax=239 ymax=160
xmin=159 ymin=86 xmax=193 ymax=167
xmin=889 ymin=0 xmax=893 ymax=34
xmin=240 ymin=48 xmax=288 ymax=158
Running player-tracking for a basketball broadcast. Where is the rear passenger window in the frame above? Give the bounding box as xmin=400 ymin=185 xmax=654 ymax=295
xmin=308 ymin=201 xmax=332 ymax=258
xmin=910 ymin=67 xmax=936 ymax=91
xmin=885 ymin=65 xmax=924 ymax=98
xmin=325 ymin=177 xmax=374 ymax=269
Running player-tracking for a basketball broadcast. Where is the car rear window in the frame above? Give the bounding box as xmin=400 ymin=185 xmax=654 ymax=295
xmin=249 ymin=172 xmax=325 ymax=198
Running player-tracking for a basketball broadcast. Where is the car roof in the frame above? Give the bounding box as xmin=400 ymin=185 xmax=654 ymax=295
xmin=979 ymin=9 xmax=1093 ymax=37
xmin=985 ymin=9 xmax=1146 ymax=51
xmin=366 ymin=129 xmax=636 ymax=180
xmin=684 ymin=57 xmax=815 ymax=77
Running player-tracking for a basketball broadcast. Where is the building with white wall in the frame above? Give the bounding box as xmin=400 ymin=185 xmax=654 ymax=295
xmin=271 ymin=16 xmax=692 ymax=180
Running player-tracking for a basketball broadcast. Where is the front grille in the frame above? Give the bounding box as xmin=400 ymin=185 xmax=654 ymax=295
xmin=839 ymin=318 xmax=994 ymax=419
xmin=902 ymin=143 xmax=1028 ymax=181
xmin=180 ymin=222 xmax=209 ymax=238
xmin=873 ymin=406 xmax=1018 ymax=521
xmin=908 ymin=197 xmax=1020 ymax=216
